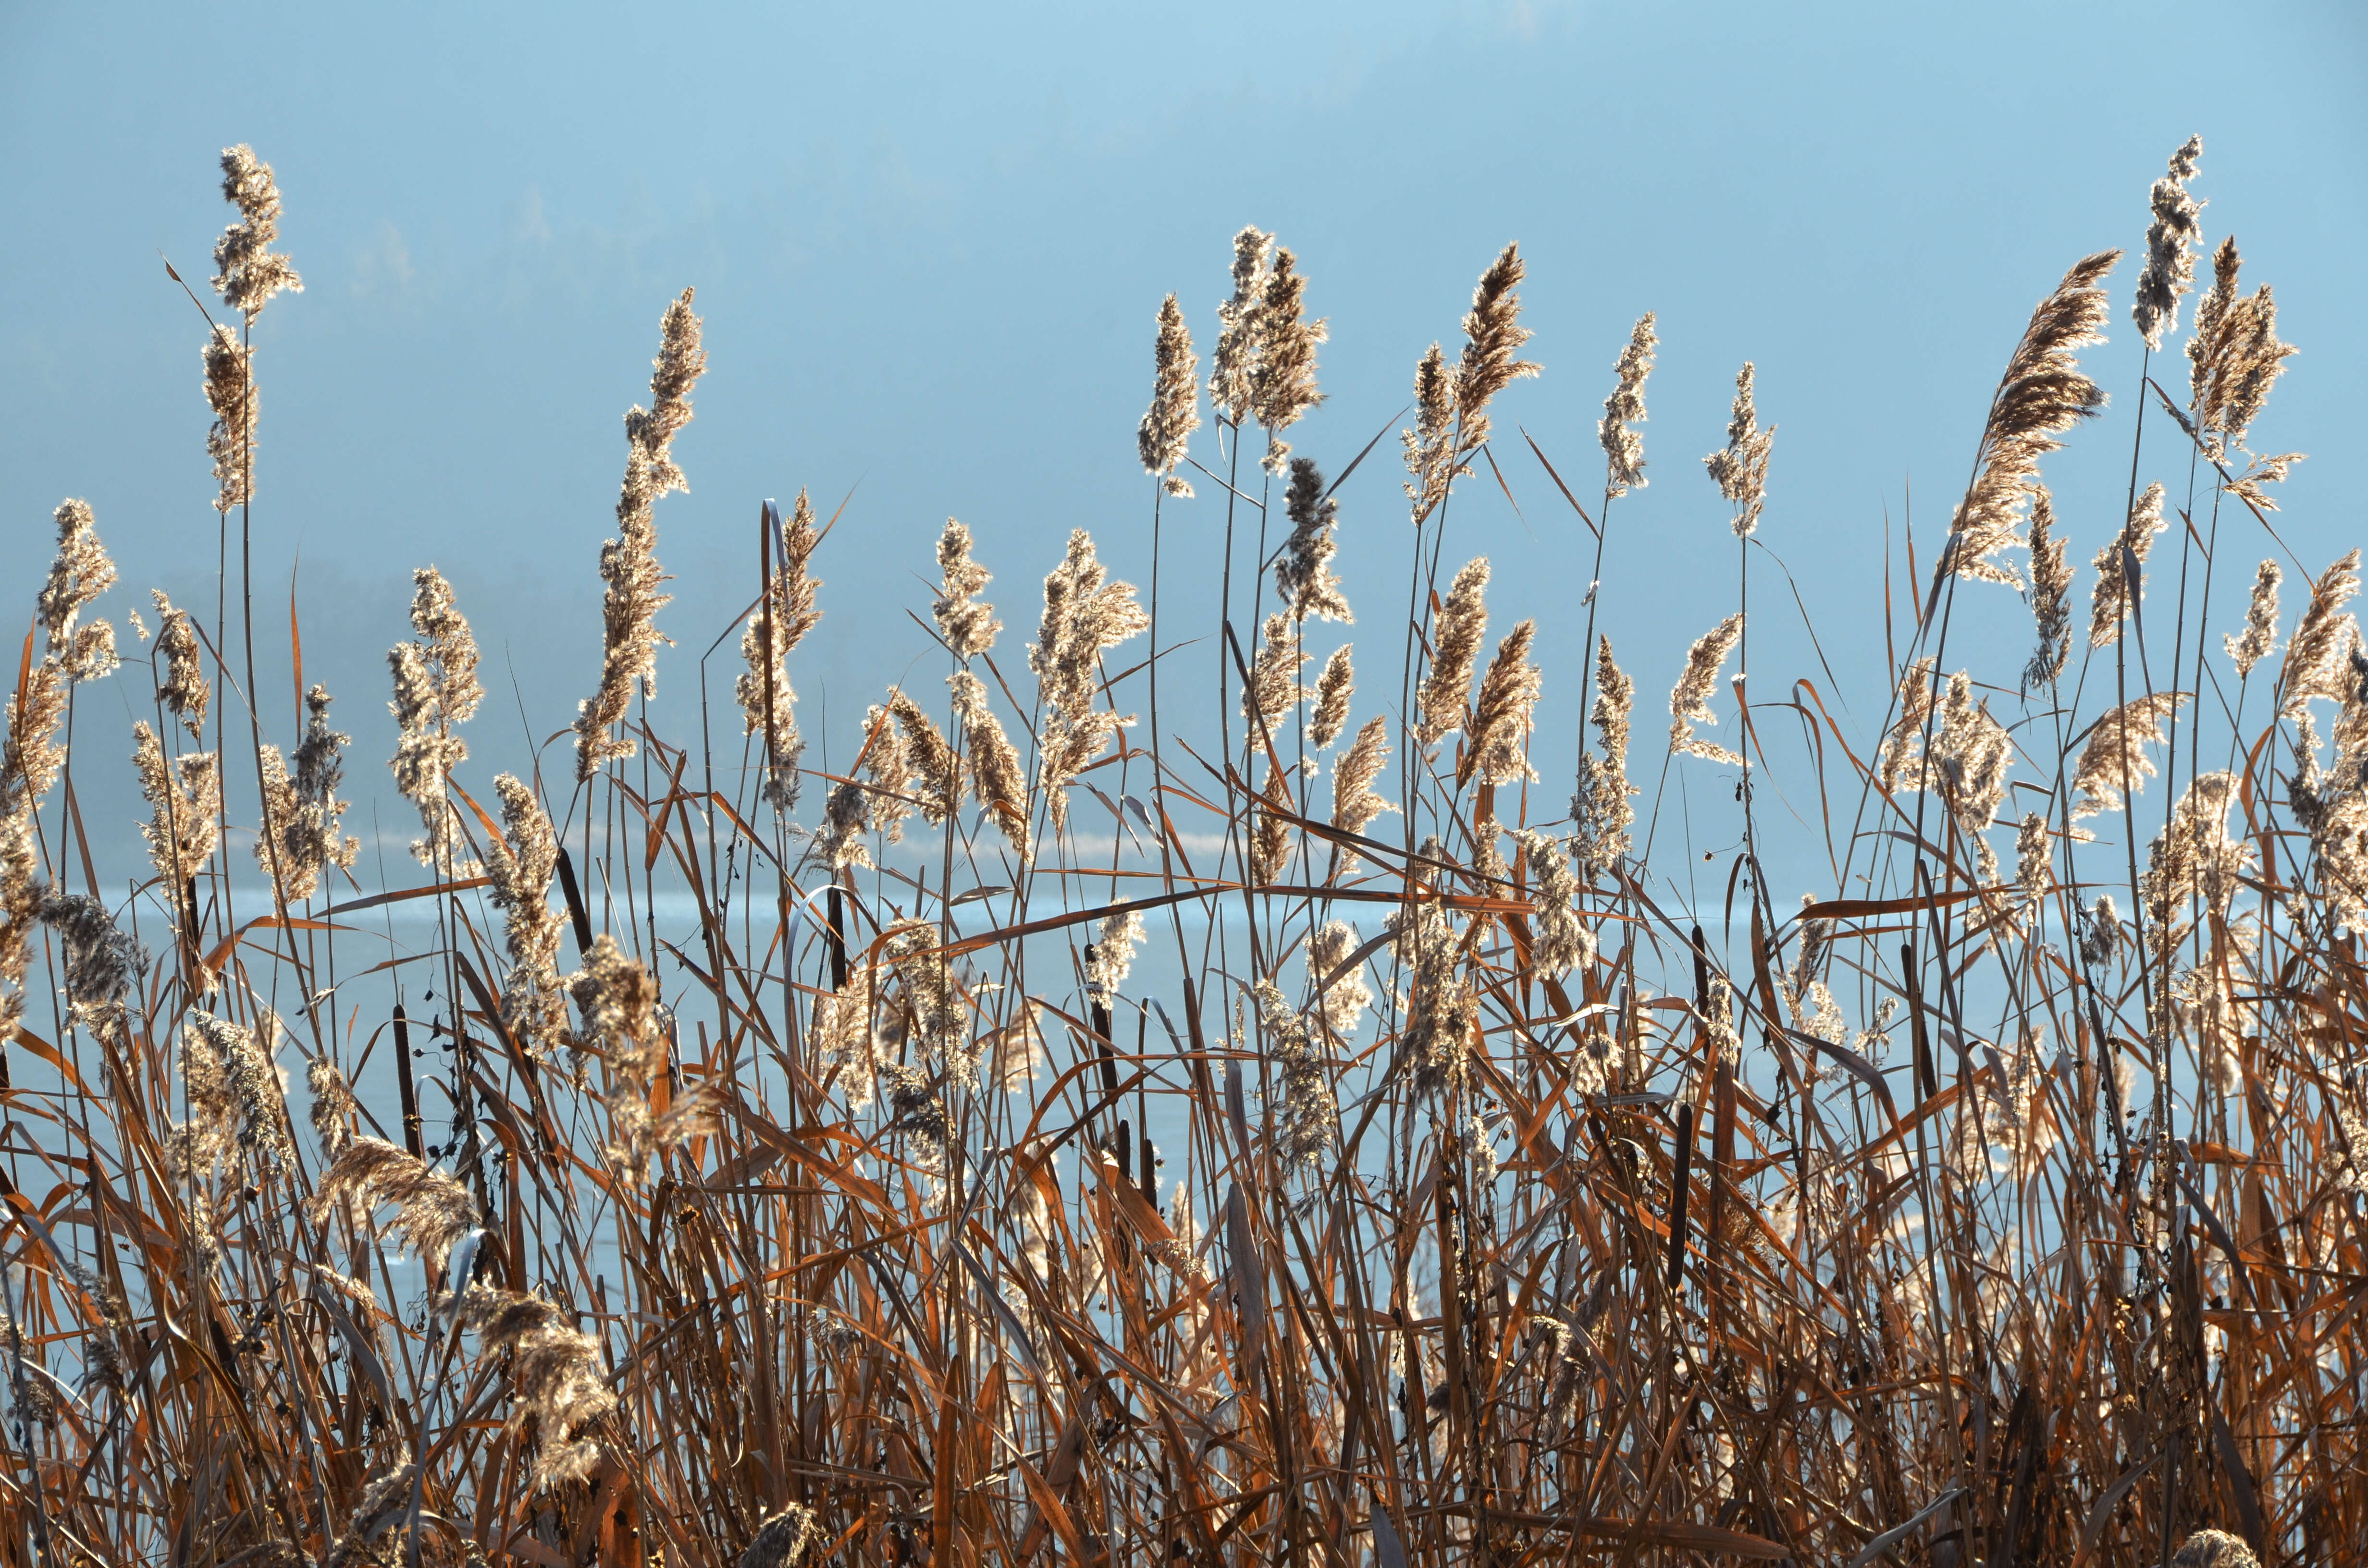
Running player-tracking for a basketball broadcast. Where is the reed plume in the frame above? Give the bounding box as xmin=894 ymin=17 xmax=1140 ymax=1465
xmin=888 ymin=690 xmax=963 ymax=825
xmin=211 ymin=145 xmax=302 ymax=319
xmin=200 ymin=326 xmax=255 ymax=515
xmin=738 ymin=491 xmax=822 ymax=812
xmin=1451 ymin=243 xmax=1540 ymax=456
xmin=2134 ymin=135 xmax=2205 ymax=350
xmin=1242 ymin=613 xmax=1304 ymax=731
xmin=2089 ymin=480 xmax=2167 ymax=648
xmin=1250 ymin=766 xmax=1295 ymax=886
xmin=153 ymin=591 xmax=210 ymax=740
xmin=1308 ymin=644 xmax=1354 ymax=749
xmin=1251 ymin=978 xmax=1335 ymax=1174
xmin=255 ymin=686 xmax=358 ymax=902
xmin=1029 ymin=530 xmax=1147 ymax=829
xmin=2072 ymin=690 xmax=2188 ymax=818
xmin=1513 ymin=827 xmax=1592 ymax=979
xmin=130 ymin=720 xmax=220 ymax=888
xmin=578 ymin=288 xmax=706 ymax=781
xmin=950 ymin=671 xmax=1030 ymax=859
xmin=1598 ymin=313 xmax=1657 ymax=496
xmin=2014 ymin=811 xmax=2053 ymax=906
xmin=1416 ymin=557 xmax=1490 ymax=745
xmin=1275 ymin=457 xmax=1351 ymax=624
xmin=1668 ymin=612 xmax=1744 ymax=764
xmin=483 ymin=773 xmax=570 ymax=1053
xmin=1332 ymin=715 xmax=1394 ymax=839
xmin=933 ymin=517 xmax=1001 ymax=658
xmin=1571 ymin=634 xmax=1635 ymax=879
xmin=2023 ymin=488 xmax=2073 ymax=692
xmin=388 ymin=566 xmax=481 ymax=873
xmin=2227 ymin=559 xmax=2281 ymax=677
xmin=574 ymin=932 xmax=712 ymax=1181
xmin=1404 ymin=344 xmax=1455 ymax=524
xmin=0 ymin=664 xmax=69 ymax=1041
xmin=1249 ymin=247 xmax=1325 ymax=471
xmin=1461 ymin=619 xmax=1541 ymax=787
xmin=38 ymin=499 xmax=118 ymax=682
xmin=459 ymin=1285 xmax=616 ymax=1490
xmin=1208 ymin=226 xmax=1272 ymax=425
xmin=1308 ymin=919 xmax=1370 ymax=1040
xmin=2278 ymin=550 xmax=2361 ymax=720
xmin=1137 ymin=294 xmax=1200 ymax=496
xmin=2187 ymin=237 xmax=2298 ymax=462
xmin=1943 ymin=251 xmax=2119 ymax=590
xmin=1702 ymin=362 xmax=1774 ymax=537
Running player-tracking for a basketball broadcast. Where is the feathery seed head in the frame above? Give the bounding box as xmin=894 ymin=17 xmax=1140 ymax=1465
xmin=1332 ymin=715 xmax=1395 ymax=843
xmin=2134 ymin=135 xmax=2205 ymax=350
xmin=1308 ymin=644 xmax=1354 ymax=749
xmin=201 ymin=324 xmax=256 ymax=516
xmin=1703 ymin=362 xmax=1776 ymax=537
xmin=2229 ymin=559 xmax=2282 ymax=677
xmin=1513 ymin=828 xmax=1593 ymax=980
xmin=130 ymin=720 xmax=221 ymax=889
xmin=1571 ymin=635 xmax=1637 ymax=879
xmin=153 ymin=592 xmax=211 ymax=740
xmin=1276 ymin=457 xmax=1352 ymax=624
xmin=1209 ymin=226 xmax=1273 ymax=424
xmin=2088 ymin=482 xmax=2167 ymax=648
xmin=1462 ymin=619 xmax=1542 ymax=787
xmin=950 ymin=670 xmax=1031 ymax=861
xmin=388 ymin=567 xmax=482 ymax=874
xmin=1137 ymin=294 xmax=1200 ymax=495
xmin=38 ymin=500 xmax=118 ymax=682
xmin=2023 ymin=488 xmax=2073 ymax=693
xmin=212 ymin=145 xmax=302 ymax=318
xmin=1452 ymin=243 xmax=1540 ymax=456
xmin=1249 ymin=247 xmax=1326 ymax=471
xmin=2072 ymin=690 xmax=2189 ymax=818
xmin=1309 ymin=919 xmax=1370 ymax=1040
xmin=1599 ymin=313 xmax=1657 ymax=497
xmin=1417 ymin=557 xmax=1491 ymax=746
xmin=1243 ymin=614 xmax=1305 ymax=730
xmin=1668 ymin=613 xmax=1744 ymax=764
xmin=1251 ymin=977 xmax=1336 ymax=1174
xmin=933 ymin=517 xmax=1000 ymax=658
xmin=1404 ymin=344 xmax=1456 ymax=524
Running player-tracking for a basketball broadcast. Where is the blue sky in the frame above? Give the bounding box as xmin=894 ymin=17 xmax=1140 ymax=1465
xmin=3 ymin=0 xmax=2363 ymax=891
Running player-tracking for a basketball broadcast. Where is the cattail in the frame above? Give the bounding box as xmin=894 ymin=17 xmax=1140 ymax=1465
xmin=1332 ymin=716 xmax=1395 ymax=839
xmin=1250 ymin=767 xmax=1295 ymax=886
xmin=888 ymin=690 xmax=963 ymax=825
xmin=483 ymin=774 xmax=570 ymax=1052
xmin=211 ymin=145 xmax=302 ymax=319
xmin=307 ymin=1057 xmax=356 ymax=1163
xmin=2279 ymin=550 xmax=2360 ymax=718
xmin=2227 ymin=559 xmax=2282 ymax=677
xmin=2133 ymin=135 xmax=2205 ymax=351
xmin=1404 ymin=344 xmax=1455 ymax=524
xmin=256 ymin=686 xmax=358 ymax=902
xmin=1309 ymin=919 xmax=1370 ymax=1039
xmin=37 ymin=500 xmax=118 ymax=682
xmin=1452 ymin=243 xmax=1541 ymax=456
xmin=737 ymin=492 xmax=821 ymax=813
xmin=2072 ymin=690 xmax=2188 ymax=818
xmin=1308 ymin=645 xmax=1354 ymax=749
xmin=1208 ymin=226 xmax=1273 ymax=424
xmin=1599 ymin=313 xmax=1657 ymax=497
xmin=2023 ymin=488 xmax=2073 ymax=693
xmin=933 ymin=517 xmax=1000 ymax=659
xmin=130 ymin=720 xmax=221 ymax=887
xmin=1668 ymin=613 xmax=1744 ymax=764
xmin=950 ymin=671 xmax=1030 ymax=860
xmin=1275 ymin=457 xmax=1352 ymax=624
xmin=1571 ymin=635 xmax=1636 ymax=879
xmin=153 ymin=591 xmax=211 ymax=740
xmin=1137 ymin=294 xmax=1200 ymax=496
xmin=458 ymin=1285 xmax=616 ymax=1490
xmin=1944 ymin=251 xmax=2120 ymax=589
xmin=1249 ymin=247 xmax=1326 ymax=471
xmin=200 ymin=324 xmax=256 ymax=516
xmin=388 ymin=567 xmax=482 ymax=874
xmin=1416 ymin=557 xmax=1491 ymax=745
xmin=1461 ymin=620 xmax=1541 ymax=787
xmin=1702 ymin=363 xmax=1775 ymax=537
xmin=2014 ymin=812 xmax=2052 ymax=906
xmin=1513 ymin=828 xmax=1593 ymax=980
xmin=1242 ymin=613 xmax=1305 ymax=730
xmin=740 ymin=1504 xmax=818 ymax=1568
xmin=1251 ymin=978 xmax=1336 ymax=1173
xmin=2088 ymin=482 xmax=2167 ymax=648
xmin=1029 ymin=530 xmax=1147 ymax=830
xmin=577 ymin=288 xmax=706 ymax=781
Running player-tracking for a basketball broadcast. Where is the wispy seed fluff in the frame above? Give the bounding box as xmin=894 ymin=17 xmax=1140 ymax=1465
xmin=1308 ymin=645 xmax=1354 ymax=749
xmin=1598 ymin=313 xmax=1658 ymax=497
xmin=1416 ymin=557 xmax=1491 ymax=746
xmin=2089 ymin=481 xmax=2167 ymax=648
xmin=130 ymin=721 xmax=221 ymax=888
xmin=950 ymin=671 xmax=1030 ymax=861
xmin=1249 ymin=247 xmax=1326 ymax=472
xmin=889 ymin=690 xmax=963 ymax=825
xmin=1461 ymin=619 xmax=1542 ymax=788
xmin=2227 ymin=559 xmax=2282 ymax=677
xmin=1137 ymin=294 xmax=1200 ymax=496
xmin=2134 ymin=135 xmax=2205 ymax=351
xmin=211 ymin=145 xmax=302 ymax=318
xmin=1308 ymin=920 xmax=1370 ymax=1040
xmin=1404 ymin=345 xmax=1455 ymax=525
xmin=2023 ymin=488 xmax=2073 ymax=694
xmin=254 ymin=686 xmax=358 ymax=902
xmin=153 ymin=592 xmax=211 ymax=740
xmin=1250 ymin=978 xmax=1336 ymax=1175
xmin=1571 ymin=636 xmax=1636 ymax=880
xmin=1943 ymin=251 xmax=2119 ymax=590
xmin=737 ymin=492 xmax=822 ymax=813
xmin=1243 ymin=614 xmax=1306 ymax=731
xmin=573 ymin=933 xmax=713 ymax=1181
xmin=1029 ymin=530 xmax=1147 ymax=830
xmin=2072 ymin=690 xmax=2189 ymax=818
xmin=1702 ymin=362 xmax=1775 ymax=537
xmin=1332 ymin=716 xmax=1395 ymax=840
xmin=201 ymin=325 xmax=255 ymax=517
xmin=1669 ymin=613 xmax=1745 ymax=764
xmin=388 ymin=567 xmax=482 ymax=874
xmin=2278 ymin=550 xmax=2360 ymax=720
xmin=1451 ymin=243 xmax=1541 ymax=457
xmin=483 ymin=773 xmax=570 ymax=1054
xmin=38 ymin=500 xmax=118 ymax=683
xmin=577 ymin=288 xmax=706 ymax=781
xmin=1275 ymin=457 xmax=1352 ymax=624
xmin=1513 ymin=828 xmax=1594 ymax=981
xmin=459 ymin=1284 xmax=615 ymax=1491
xmin=933 ymin=518 xmax=1001 ymax=659
xmin=1208 ymin=227 xmax=1273 ymax=426
xmin=1085 ymin=909 xmax=1143 ymax=1000
xmin=1250 ymin=766 xmax=1296 ymax=886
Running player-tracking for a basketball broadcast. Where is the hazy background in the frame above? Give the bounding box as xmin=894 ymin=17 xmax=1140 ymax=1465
xmin=3 ymin=0 xmax=2364 ymax=910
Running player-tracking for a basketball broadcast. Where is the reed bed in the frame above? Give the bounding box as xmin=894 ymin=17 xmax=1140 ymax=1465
xmin=0 ymin=137 xmax=2354 ymax=1567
